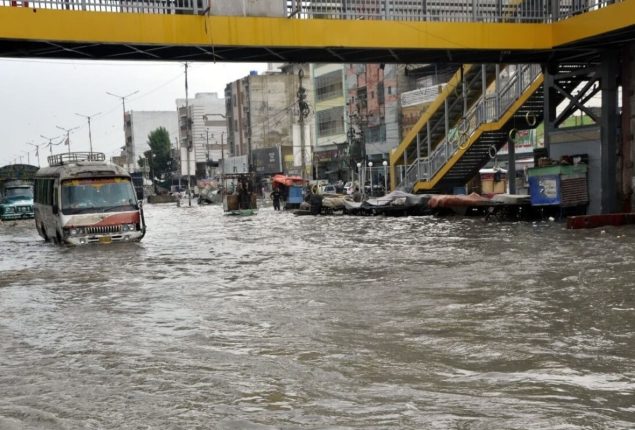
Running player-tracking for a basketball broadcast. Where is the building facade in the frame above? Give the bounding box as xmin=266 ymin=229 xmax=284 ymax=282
xmin=123 ymin=110 xmax=179 ymax=173
xmin=224 ymin=65 xmax=313 ymax=177
xmin=312 ymin=63 xmax=347 ymax=182
xmin=176 ymin=92 xmax=226 ymax=178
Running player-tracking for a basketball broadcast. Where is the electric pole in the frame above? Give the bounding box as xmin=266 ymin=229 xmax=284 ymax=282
xmin=297 ymin=67 xmax=310 ymax=179
xmin=184 ymin=62 xmax=192 ymax=207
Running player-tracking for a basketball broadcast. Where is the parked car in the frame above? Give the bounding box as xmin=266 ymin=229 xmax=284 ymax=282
xmin=320 ymin=184 xmax=337 ymax=194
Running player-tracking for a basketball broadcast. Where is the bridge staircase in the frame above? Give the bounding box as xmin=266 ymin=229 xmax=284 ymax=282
xmin=393 ymin=63 xmax=587 ymax=194
xmin=391 ymin=64 xmax=498 ymax=184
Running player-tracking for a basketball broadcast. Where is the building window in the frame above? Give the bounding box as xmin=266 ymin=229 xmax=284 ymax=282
xmin=317 ymin=106 xmax=345 ymax=137
xmin=367 ymin=124 xmax=386 ymax=143
xmin=377 ymin=82 xmax=385 ymax=105
xmin=357 ymin=88 xmax=367 ymax=112
xmin=315 ymin=70 xmax=343 ymax=102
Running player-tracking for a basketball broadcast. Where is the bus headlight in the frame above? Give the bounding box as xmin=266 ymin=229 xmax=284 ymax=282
xmin=68 ymin=227 xmax=85 ymax=236
xmin=122 ymin=223 xmax=136 ymax=232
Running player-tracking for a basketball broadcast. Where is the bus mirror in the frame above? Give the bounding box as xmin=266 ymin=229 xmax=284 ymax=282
xmin=52 ymin=204 xmax=59 ymax=214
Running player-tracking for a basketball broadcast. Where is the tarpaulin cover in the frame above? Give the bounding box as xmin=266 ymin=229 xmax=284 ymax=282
xmin=272 ymin=174 xmax=307 ymax=187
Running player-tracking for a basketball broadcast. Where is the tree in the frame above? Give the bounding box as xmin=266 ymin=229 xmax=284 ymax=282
xmin=139 ymin=127 xmax=172 ymax=180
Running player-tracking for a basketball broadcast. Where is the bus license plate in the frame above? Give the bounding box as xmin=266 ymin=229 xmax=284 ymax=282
xmin=99 ymin=236 xmax=112 ymax=244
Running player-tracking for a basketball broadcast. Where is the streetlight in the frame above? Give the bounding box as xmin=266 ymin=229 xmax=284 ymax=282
xmin=382 ymin=160 xmax=388 ymax=194
xmin=202 ymin=128 xmax=210 ymax=178
xmin=356 ymin=162 xmax=362 ymax=200
xmin=27 ymin=142 xmax=40 ymax=167
xmin=368 ymin=161 xmax=373 ymax=197
xmin=106 ymin=90 xmax=139 ymax=119
xmin=75 ymin=112 xmax=100 ymax=154
xmin=41 ymin=134 xmax=61 ymax=155
xmin=107 ymin=90 xmax=139 ymax=170
xmin=56 ymin=125 xmax=80 ymax=154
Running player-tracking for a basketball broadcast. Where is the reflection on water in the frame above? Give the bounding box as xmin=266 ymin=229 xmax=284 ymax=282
xmin=1 ymin=204 xmax=634 ymax=429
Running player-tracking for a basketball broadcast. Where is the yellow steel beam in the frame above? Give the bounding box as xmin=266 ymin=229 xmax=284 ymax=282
xmin=553 ymin=0 xmax=635 ymax=47
xmin=0 ymin=3 xmax=633 ymax=51
xmin=0 ymin=8 xmax=552 ymax=50
xmin=412 ymin=74 xmax=544 ymax=193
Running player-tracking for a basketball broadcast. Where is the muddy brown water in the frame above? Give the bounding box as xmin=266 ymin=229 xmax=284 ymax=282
xmin=1 ymin=203 xmax=634 ymax=429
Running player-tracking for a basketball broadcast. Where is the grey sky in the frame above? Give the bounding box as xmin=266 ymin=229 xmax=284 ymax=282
xmin=0 ymin=58 xmax=267 ymax=167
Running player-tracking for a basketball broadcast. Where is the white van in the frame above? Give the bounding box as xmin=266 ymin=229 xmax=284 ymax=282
xmin=34 ymin=152 xmax=146 ymax=245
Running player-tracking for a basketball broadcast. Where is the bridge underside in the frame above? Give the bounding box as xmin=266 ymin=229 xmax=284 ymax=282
xmin=0 ymin=1 xmax=634 ymax=63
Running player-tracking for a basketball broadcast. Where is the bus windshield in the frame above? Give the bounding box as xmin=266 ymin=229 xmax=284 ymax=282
xmin=61 ymin=177 xmax=137 ymax=214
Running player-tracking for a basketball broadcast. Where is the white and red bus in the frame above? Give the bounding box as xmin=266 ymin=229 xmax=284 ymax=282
xmin=34 ymin=152 xmax=146 ymax=245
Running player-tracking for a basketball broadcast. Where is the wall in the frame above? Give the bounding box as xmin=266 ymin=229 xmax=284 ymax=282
xmin=549 ymin=126 xmax=601 ymax=214
xmin=127 ymin=111 xmax=178 ymax=172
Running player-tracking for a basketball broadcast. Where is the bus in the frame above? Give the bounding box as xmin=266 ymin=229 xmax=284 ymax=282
xmin=34 ymin=152 xmax=146 ymax=245
xmin=0 ymin=180 xmax=34 ymax=221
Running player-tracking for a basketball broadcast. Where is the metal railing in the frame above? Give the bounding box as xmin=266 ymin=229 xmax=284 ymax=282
xmin=397 ymin=64 xmax=541 ymax=189
xmin=1 ymin=0 xmax=622 ymax=22
xmin=1 ymin=0 xmax=205 ymax=14
xmin=287 ymin=0 xmax=621 ymax=22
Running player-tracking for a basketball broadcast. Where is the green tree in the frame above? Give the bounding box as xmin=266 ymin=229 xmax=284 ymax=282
xmin=139 ymin=127 xmax=172 ymax=180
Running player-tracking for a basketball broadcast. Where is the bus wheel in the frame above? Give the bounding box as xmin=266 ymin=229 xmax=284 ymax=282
xmin=55 ymin=230 xmax=63 ymax=245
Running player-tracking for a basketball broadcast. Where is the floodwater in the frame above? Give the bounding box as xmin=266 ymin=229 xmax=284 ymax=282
xmin=0 ymin=202 xmax=634 ymax=429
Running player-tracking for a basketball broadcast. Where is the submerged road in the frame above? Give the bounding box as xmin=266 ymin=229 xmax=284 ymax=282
xmin=1 ymin=203 xmax=634 ymax=429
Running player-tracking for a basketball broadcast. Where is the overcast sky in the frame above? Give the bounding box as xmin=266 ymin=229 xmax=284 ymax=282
xmin=0 ymin=58 xmax=268 ymax=167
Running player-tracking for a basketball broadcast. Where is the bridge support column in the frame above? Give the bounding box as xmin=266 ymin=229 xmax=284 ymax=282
xmin=542 ymin=63 xmax=558 ymax=155
xmin=621 ymin=42 xmax=635 ymax=211
xmin=600 ymin=49 xmax=619 ymax=214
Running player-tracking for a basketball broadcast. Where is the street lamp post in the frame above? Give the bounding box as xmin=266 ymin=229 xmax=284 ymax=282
xmin=202 ymin=129 xmax=210 ymax=178
xmin=75 ymin=112 xmax=100 ymax=154
xmin=368 ymin=161 xmax=373 ymax=197
xmin=107 ymin=90 xmax=139 ymax=170
xmin=41 ymin=134 xmax=61 ymax=155
xmin=27 ymin=142 xmax=40 ymax=167
xmin=356 ymin=162 xmax=362 ymax=200
xmin=55 ymin=125 xmax=80 ymax=154
xmin=106 ymin=90 xmax=139 ymax=117
xmin=382 ymin=160 xmax=388 ymax=194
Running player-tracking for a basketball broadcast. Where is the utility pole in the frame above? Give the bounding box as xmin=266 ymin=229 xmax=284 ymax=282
xmin=55 ymin=125 xmax=80 ymax=154
xmin=75 ymin=112 xmax=100 ymax=154
xmin=297 ymin=67 xmax=310 ymax=179
xmin=184 ymin=62 xmax=192 ymax=207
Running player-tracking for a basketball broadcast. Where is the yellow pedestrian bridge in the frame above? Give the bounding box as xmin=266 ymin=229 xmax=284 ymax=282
xmin=0 ymin=0 xmax=634 ymax=63
xmin=1 ymin=0 xmax=633 ymax=208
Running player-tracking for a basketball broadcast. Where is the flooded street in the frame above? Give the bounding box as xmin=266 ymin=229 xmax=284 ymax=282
xmin=1 ymin=203 xmax=634 ymax=429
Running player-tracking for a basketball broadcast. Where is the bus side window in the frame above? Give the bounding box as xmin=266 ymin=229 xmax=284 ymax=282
xmin=46 ymin=179 xmax=53 ymax=206
xmin=53 ymin=183 xmax=58 ymax=208
xmin=34 ymin=179 xmax=40 ymax=203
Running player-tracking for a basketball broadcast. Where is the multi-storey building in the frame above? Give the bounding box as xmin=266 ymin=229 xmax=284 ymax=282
xmin=123 ymin=111 xmax=178 ymax=173
xmin=224 ymin=64 xmax=313 ymax=177
xmin=176 ymin=92 xmax=226 ymax=178
xmin=312 ymin=64 xmax=347 ymax=182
